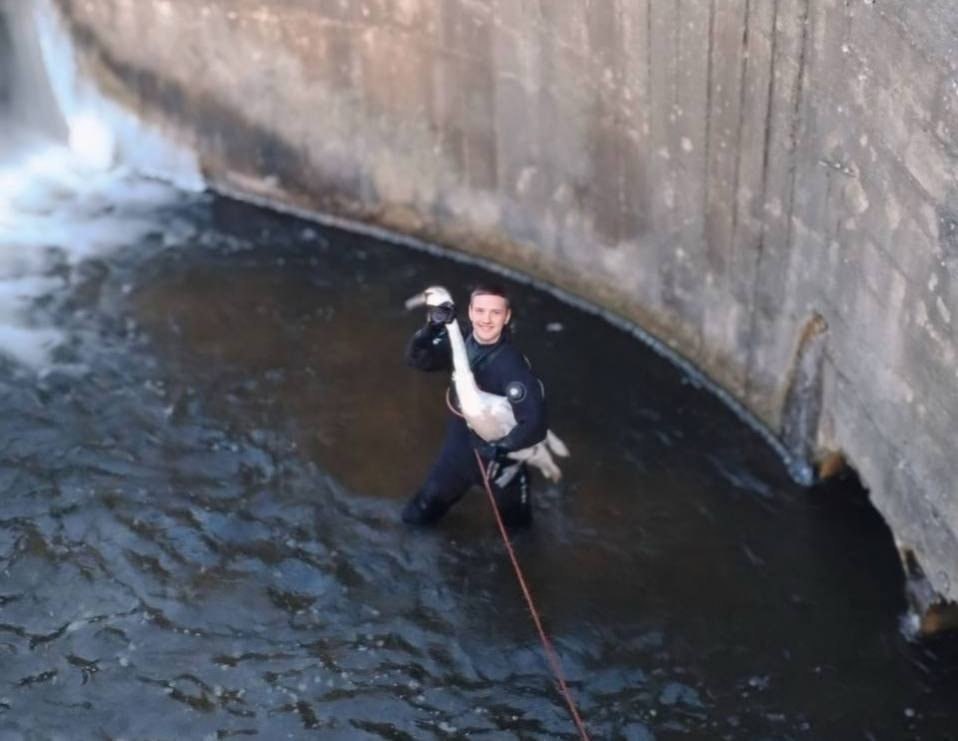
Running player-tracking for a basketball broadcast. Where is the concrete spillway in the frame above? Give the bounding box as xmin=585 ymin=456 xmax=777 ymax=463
xmin=7 ymin=0 xmax=958 ymax=622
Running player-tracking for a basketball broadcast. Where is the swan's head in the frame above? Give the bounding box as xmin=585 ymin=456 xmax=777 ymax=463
xmin=404 ymin=285 xmax=454 ymax=310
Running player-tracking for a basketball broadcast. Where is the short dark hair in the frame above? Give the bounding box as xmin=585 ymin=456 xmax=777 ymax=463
xmin=469 ymin=283 xmax=511 ymax=308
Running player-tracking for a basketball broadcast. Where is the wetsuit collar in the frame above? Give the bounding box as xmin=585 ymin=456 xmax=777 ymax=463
xmin=465 ymin=330 xmax=508 ymax=372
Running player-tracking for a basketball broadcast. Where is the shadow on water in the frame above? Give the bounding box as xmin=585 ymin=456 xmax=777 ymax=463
xmin=0 ymin=192 xmax=956 ymax=739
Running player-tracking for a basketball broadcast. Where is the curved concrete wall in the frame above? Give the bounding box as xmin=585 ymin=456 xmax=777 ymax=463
xmin=45 ymin=0 xmax=958 ymax=610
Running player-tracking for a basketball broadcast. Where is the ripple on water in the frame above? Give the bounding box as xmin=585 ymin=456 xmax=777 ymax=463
xmin=0 ymin=193 xmax=955 ymax=738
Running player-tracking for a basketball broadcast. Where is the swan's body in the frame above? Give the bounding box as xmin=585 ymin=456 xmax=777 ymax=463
xmin=406 ymin=286 xmax=569 ymax=481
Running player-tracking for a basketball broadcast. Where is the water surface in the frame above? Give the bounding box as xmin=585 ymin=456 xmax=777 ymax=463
xmin=1 ymin=190 xmax=957 ymax=739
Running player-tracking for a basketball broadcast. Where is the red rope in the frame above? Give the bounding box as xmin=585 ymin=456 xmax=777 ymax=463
xmin=444 ymin=391 xmax=589 ymax=737
xmin=472 ymin=449 xmax=591 ymax=741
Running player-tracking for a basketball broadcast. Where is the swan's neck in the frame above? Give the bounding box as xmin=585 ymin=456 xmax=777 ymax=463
xmin=445 ymin=321 xmax=483 ymax=414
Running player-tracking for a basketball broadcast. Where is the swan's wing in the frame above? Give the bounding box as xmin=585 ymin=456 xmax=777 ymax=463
xmin=545 ymin=430 xmax=570 ymax=457
xmin=459 ymin=391 xmax=518 ymax=441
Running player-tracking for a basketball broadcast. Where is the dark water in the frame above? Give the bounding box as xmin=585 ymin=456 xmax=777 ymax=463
xmin=1 ymin=193 xmax=957 ymax=740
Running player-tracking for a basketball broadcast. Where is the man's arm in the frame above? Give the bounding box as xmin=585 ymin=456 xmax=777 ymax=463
xmin=482 ymin=354 xmax=548 ymax=453
xmin=405 ymin=322 xmax=453 ymax=372
xmin=495 ymin=374 xmax=548 ymax=452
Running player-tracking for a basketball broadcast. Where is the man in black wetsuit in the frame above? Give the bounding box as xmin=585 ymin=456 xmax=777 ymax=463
xmin=402 ymin=285 xmax=548 ymax=527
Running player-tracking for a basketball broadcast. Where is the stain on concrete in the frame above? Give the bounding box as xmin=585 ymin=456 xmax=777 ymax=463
xmin=781 ymin=313 xmax=828 ymax=485
xmin=939 ymin=204 xmax=958 ymax=261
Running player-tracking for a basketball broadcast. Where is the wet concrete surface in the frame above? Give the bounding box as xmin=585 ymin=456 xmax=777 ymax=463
xmin=1 ymin=194 xmax=957 ymax=739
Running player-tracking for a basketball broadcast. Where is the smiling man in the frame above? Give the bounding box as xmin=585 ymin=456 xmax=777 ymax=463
xmin=468 ymin=289 xmax=511 ymax=344
xmin=402 ymin=284 xmax=548 ymax=528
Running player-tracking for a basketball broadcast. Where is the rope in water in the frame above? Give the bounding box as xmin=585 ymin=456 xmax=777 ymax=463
xmin=444 ymin=389 xmax=589 ymax=739
xmin=472 ymin=450 xmax=591 ymax=741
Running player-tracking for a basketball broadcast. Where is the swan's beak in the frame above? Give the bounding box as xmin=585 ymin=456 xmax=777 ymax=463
xmin=404 ymin=292 xmax=426 ymax=311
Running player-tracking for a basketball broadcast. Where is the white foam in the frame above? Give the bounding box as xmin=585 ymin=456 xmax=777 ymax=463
xmin=68 ymin=112 xmax=116 ymax=171
xmin=0 ymin=0 xmax=206 ymax=370
xmin=0 ymin=128 xmax=191 ymax=369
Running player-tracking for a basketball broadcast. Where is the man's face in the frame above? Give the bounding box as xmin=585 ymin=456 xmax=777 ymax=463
xmin=468 ymin=293 xmax=511 ymax=345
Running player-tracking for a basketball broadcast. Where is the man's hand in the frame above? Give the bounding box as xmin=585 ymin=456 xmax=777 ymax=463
xmin=476 ymin=439 xmax=510 ymax=463
xmin=427 ymin=301 xmax=456 ymax=327
xmin=476 ymin=440 xmax=521 ymax=487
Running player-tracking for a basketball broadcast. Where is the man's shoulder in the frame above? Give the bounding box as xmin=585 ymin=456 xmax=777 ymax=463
xmin=490 ymin=340 xmax=537 ymax=376
xmin=490 ymin=341 xmax=545 ymax=407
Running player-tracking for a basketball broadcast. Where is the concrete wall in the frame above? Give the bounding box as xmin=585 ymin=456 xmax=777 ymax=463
xmin=45 ymin=0 xmax=958 ymax=610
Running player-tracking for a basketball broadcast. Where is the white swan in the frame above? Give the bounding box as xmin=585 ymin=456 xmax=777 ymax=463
xmin=406 ymin=286 xmax=569 ymax=481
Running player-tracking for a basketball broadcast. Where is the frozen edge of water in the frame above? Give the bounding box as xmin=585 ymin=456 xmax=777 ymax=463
xmin=208 ymin=182 xmax=811 ymax=488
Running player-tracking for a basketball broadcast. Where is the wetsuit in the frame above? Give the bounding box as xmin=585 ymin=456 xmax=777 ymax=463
xmin=402 ymin=321 xmax=548 ymax=527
